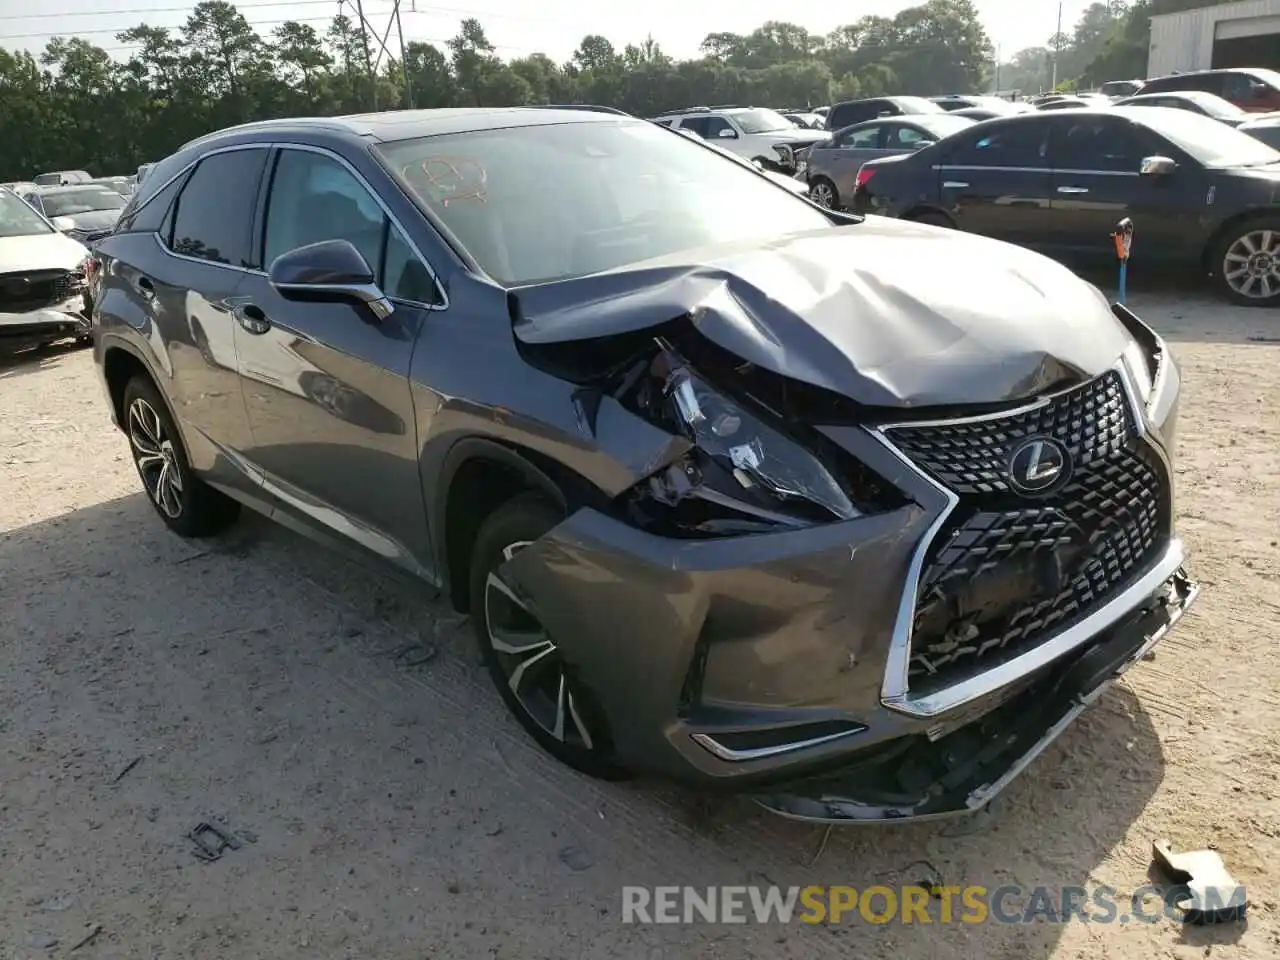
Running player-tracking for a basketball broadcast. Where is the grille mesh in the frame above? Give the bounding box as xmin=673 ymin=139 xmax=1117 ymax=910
xmin=883 ymin=371 xmax=1171 ymax=689
xmin=0 ymin=269 xmax=77 ymax=313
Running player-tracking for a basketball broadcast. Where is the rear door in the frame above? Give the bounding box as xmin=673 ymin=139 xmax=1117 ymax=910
xmin=1045 ymin=113 xmax=1204 ymax=262
xmin=932 ymin=117 xmax=1052 ymax=245
xmin=824 ymin=123 xmax=892 ymax=198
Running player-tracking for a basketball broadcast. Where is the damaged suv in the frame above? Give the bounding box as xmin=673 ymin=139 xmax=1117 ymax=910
xmin=92 ymin=108 xmax=1196 ymax=823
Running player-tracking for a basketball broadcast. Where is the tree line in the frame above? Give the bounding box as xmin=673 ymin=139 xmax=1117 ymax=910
xmin=1 ymin=0 xmax=998 ymax=180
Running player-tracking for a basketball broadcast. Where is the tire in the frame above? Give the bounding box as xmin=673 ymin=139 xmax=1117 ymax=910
xmin=809 ymin=176 xmax=839 ymax=209
xmin=910 ymin=211 xmax=953 ymax=229
xmin=1210 ymin=219 xmax=1280 ymax=306
xmin=469 ymin=493 xmax=626 ymax=780
xmin=121 ymin=375 xmax=240 ymax=537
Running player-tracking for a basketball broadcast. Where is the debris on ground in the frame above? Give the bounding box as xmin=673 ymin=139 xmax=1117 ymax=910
xmin=558 ymin=845 xmax=593 ymax=872
xmin=1150 ymin=839 xmax=1249 ymax=924
xmin=68 ymin=923 xmax=102 ymax=952
xmin=111 ymin=755 xmax=142 ymax=783
xmin=188 ymin=821 xmax=244 ymax=862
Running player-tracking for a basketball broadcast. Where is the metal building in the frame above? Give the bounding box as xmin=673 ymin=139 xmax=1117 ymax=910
xmin=1148 ymin=0 xmax=1280 ymax=76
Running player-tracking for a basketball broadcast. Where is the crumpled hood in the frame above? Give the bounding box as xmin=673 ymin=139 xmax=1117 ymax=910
xmin=511 ymin=218 xmax=1134 ymax=409
xmin=0 ymin=231 xmax=89 ymax=273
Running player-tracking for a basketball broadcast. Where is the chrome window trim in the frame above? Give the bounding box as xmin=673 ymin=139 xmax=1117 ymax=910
xmin=869 ymin=358 xmax=1181 ymax=719
xmin=138 ymin=140 xmax=448 ymax=311
xmin=933 ymin=164 xmax=1140 ymax=176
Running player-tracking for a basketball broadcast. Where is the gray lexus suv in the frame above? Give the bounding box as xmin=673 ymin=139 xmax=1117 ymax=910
xmin=90 ymin=108 xmax=1197 ymax=823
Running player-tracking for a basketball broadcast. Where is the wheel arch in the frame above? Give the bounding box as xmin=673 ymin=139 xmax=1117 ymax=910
xmin=1200 ymin=209 xmax=1278 ymax=276
xmin=101 ymin=339 xmax=163 ymax=430
xmin=435 ymin=437 xmax=605 ymax=615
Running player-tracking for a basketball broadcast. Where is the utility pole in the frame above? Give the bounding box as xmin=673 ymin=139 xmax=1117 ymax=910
xmin=1051 ymin=0 xmax=1063 ymax=90
xmin=354 ymin=0 xmax=377 ymax=110
xmin=994 ymin=43 xmax=1001 ymax=94
xmin=394 ymin=0 xmax=414 ymax=109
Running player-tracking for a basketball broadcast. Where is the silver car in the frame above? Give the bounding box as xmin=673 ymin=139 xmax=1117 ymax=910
xmin=805 ymin=113 xmax=975 ymax=209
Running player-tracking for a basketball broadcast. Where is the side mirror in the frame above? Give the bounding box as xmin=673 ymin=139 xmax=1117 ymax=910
xmin=1139 ymin=155 xmax=1177 ymax=176
xmin=268 ymin=239 xmax=394 ymax=320
xmin=716 ymin=128 xmax=737 ymax=139
xmin=51 ymin=216 xmax=76 ymax=231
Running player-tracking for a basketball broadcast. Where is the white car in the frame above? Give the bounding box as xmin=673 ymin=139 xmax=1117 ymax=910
xmin=0 ymin=187 xmax=93 ymax=354
xmin=669 ymin=127 xmax=809 ymax=195
xmin=649 ymin=106 xmax=829 ymax=171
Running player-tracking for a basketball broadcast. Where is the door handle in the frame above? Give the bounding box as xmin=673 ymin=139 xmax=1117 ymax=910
xmin=234 ymin=303 xmax=272 ymax=335
xmin=135 ymin=276 xmax=156 ymax=301
xmin=1056 ymin=185 xmax=1090 ymax=194
xmin=942 ymin=180 xmax=969 ymax=188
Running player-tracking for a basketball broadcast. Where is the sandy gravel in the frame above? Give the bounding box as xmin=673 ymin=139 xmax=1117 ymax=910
xmin=1 ymin=279 xmax=1278 ymax=959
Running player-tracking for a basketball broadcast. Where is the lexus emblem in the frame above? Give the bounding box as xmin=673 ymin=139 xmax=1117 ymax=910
xmin=1008 ymin=437 xmax=1070 ymax=494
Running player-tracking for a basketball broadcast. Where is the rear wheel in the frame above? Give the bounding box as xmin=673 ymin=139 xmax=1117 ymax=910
xmin=809 ymin=176 xmax=839 ymax=209
xmin=469 ymin=494 xmax=625 ymax=780
xmin=122 ymin=375 xmax=240 ymax=537
xmin=1212 ymin=220 xmax=1280 ymax=306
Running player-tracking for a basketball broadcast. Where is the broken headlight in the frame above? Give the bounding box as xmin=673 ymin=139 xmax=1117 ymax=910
xmin=638 ymin=366 xmax=859 ymax=532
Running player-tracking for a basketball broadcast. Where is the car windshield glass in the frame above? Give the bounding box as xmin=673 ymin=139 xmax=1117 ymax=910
xmin=0 ymin=190 xmax=53 ymax=237
xmin=730 ymin=109 xmax=796 ymax=134
xmin=40 ymin=189 xmax=126 ymax=216
xmin=1125 ymin=107 xmax=1280 ymax=167
xmin=378 ymin=119 xmax=834 ymax=286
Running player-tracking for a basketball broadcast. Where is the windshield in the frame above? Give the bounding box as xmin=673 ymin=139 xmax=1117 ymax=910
xmin=378 ymin=119 xmax=834 ymax=286
xmin=40 ymin=189 xmax=126 ymax=217
xmin=729 ymin=108 xmax=796 ymax=134
xmin=1123 ymin=106 xmax=1280 ymax=167
xmin=0 ymin=191 xmax=54 ymax=237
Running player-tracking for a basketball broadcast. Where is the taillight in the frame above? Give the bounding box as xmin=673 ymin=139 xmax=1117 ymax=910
xmin=855 ymin=166 xmax=877 ymax=189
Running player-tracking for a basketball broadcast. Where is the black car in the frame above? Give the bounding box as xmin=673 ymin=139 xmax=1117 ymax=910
xmin=89 ymin=107 xmax=1196 ymax=822
xmin=1114 ymin=90 xmax=1249 ymax=126
xmin=824 ymin=96 xmax=944 ymax=131
xmin=1138 ymin=68 xmax=1280 ymax=113
xmin=854 ymin=106 xmax=1280 ymax=305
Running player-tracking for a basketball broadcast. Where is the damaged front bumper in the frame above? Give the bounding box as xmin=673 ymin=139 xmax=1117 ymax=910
xmin=0 ymin=298 xmax=91 ymax=354
xmin=753 ymin=568 xmax=1199 ymax=823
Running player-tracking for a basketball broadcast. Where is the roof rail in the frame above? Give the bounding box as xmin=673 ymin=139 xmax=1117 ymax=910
xmin=655 ymin=105 xmax=710 ymax=116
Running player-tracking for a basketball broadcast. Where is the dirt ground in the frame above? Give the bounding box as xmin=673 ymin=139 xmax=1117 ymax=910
xmin=2 ymin=277 xmax=1278 ymax=959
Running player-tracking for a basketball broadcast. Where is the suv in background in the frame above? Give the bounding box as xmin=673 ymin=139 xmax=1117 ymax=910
xmin=1139 ymin=68 xmax=1280 ymax=112
xmin=824 ymin=96 xmax=945 ymax=131
xmin=649 ymin=105 xmax=828 ymax=171
xmin=1099 ymin=79 xmax=1145 ymax=99
xmin=34 ymin=170 xmax=92 ymax=186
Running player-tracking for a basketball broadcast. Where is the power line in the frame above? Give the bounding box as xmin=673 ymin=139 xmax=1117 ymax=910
xmin=0 ymin=1 xmax=340 ymax=21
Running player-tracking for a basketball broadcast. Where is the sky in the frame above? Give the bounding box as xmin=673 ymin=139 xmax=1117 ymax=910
xmin=0 ymin=0 xmax=1090 ymax=66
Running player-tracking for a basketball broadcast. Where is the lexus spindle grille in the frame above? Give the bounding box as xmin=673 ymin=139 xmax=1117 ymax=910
xmin=0 ymin=269 xmax=77 ymax=313
xmin=883 ymin=371 xmax=1172 ymax=693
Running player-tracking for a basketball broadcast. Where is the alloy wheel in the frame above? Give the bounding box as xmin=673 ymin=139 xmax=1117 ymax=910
xmin=483 ymin=540 xmax=595 ymax=749
xmin=810 ymin=181 xmax=835 ymax=208
xmin=127 ymin=397 xmax=184 ymax=519
xmin=1222 ymin=229 xmax=1280 ymax=300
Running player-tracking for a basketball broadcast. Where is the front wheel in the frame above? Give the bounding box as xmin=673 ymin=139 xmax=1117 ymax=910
xmin=1212 ymin=221 xmax=1280 ymax=306
xmin=469 ymin=494 xmax=625 ymax=780
xmin=809 ymin=176 xmax=839 ymax=209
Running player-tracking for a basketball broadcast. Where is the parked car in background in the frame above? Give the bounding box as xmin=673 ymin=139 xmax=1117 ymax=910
xmin=89 ymin=175 xmax=136 ymax=197
xmin=954 ymin=106 xmax=1010 ymax=121
xmin=649 ymin=105 xmax=828 ymax=171
xmin=136 ymin=162 xmax=156 ymax=184
xmin=671 ymin=126 xmax=809 ymax=195
xmin=33 ymin=170 xmax=92 ymax=186
xmin=1037 ymin=96 xmax=1104 ymax=110
xmin=1114 ymin=90 xmax=1249 ymax=126
xmin=853 ymin=106 xmax=1280 ymax=304
xmin=781 ymin=111 xmax=826 ymax=129
xmin=1138 ymin=68 xmax=1280 ymax=112
xmin=805 ymin=112 xmax=975 ymax=209
xmin=16 ymin=183 xmax=128 ymax=246
xmin=823 ymin=96 xmax=944 ymax=130
xmin=1240 ymin=114 xmax=1280 ymax=149
xmin=0 ymin=187 xmax=93 ymax=354
xmin=90 ymin=107 xmax=1195 ymax=822
xmin=1 ymin=180 xmax=38 ymax=194
xmin=1099 ymin=79 xmax=1145 ymax=99
xmin=930 ymin=95 xmax=1025 ymax=114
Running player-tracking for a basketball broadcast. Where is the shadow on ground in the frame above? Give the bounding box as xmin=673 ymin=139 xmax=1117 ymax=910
xmin=0 ymin=338 xmax=90 ymax=380
xmin=0 ymin=491 xmax=1183 ymax=958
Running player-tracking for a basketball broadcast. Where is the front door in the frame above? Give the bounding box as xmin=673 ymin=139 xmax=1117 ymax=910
xmin=933 ymin=117 xmax=1053 ymax=246
xmin=1045 ymin=114 xmax=1205 ymax=263
xmin=233 ymin=146 xmax=442 ymax=576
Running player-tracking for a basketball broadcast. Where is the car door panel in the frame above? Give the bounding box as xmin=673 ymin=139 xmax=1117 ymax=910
xmin=828 ymin=124 xmax=888 ymax=198
xmin=934 ymin=118 xmax=1052 ymax=245
xmin=1046 ymin=115 xmax=1205 ymax=261
xmin=234 ymin=145 xmax=436 ymax=578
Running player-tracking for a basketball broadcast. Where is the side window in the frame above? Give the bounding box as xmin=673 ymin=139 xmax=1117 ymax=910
xmin=1050 ymin=117 xmax=1146 ymax=172
xmin=679 ymin=116 xmax=710 ymax=138
xmin=168 ymin=149 xmax=268 ymax=267
xmin=264 ymin=148 xmax=438 ymax=304
xmin=945 ymin=121 xmax=1049 ymax=168
xmin=840 ymin=125 xmax=883 ymax=149
xmin=118 ymin=170 xmax=187 ymax=235
xmin=890 ymin=125 xmax=930 ymax=148
xmin=703 ymin=116 xmax=736 ymax=138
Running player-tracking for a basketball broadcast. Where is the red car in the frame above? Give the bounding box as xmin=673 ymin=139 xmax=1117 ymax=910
xmin=1139 ymin=68 xmax=1280 ymax=113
